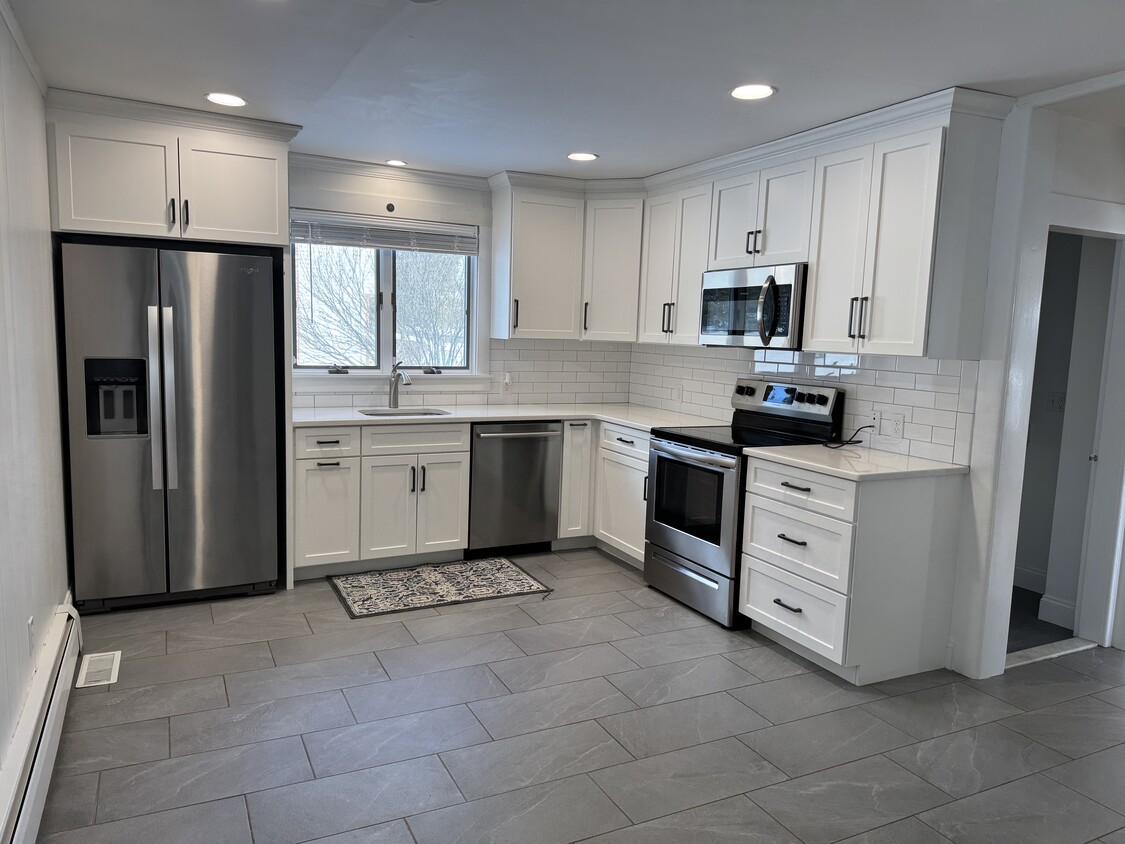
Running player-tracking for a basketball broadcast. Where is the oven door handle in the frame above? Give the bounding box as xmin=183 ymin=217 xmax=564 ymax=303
xmin=651 ymin=440 xmax=739 ymax=469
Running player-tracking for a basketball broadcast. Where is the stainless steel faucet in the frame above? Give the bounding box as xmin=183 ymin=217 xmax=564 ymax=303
xmin=388 ymin=360 xmax=412 ymax=408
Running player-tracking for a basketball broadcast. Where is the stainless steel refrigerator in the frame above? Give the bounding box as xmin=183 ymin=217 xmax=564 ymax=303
xmin=58 ymin=241 xmax=280 ymax=607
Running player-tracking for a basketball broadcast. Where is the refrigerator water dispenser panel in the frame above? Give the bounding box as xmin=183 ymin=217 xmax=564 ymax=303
xmin=84 ymin=358 xmax=148 ymax=436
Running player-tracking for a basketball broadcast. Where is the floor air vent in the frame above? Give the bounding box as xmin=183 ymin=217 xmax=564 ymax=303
xmin=75 ymin=650 xmax=121 ymax=688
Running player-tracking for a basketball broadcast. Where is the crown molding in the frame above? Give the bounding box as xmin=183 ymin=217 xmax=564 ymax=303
xmin=488 ymin=171 xmax=586 ymax=194
xmin=1017 ymin=68 xmax=1125 ymax=108
xmin=46 ymin=89 xmax=302 ymax=142
xmin=291 ymin=152 xmax=490 ymax=192
xmin=0 ymin=0 xmax=46 ymax=94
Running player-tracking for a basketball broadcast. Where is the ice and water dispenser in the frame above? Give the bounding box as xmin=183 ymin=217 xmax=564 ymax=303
xmin=83 ymin=359 xmax=148 ymax=437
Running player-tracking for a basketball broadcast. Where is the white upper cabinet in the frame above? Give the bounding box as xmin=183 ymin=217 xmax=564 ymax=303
xmin=492 ymin=183 xmax=585 ymax=340
xmin=581 ymin=197 xmax=643 ymax=342
xmin=638 ymin=183 xmax=713 ymax=345
xmin=49 ymin=108 xmax=293 ymax=246
xmin=708 ymin=159 xmax=813 ymax=271
xmin=802 ymin=129 xmax=943 ymax=357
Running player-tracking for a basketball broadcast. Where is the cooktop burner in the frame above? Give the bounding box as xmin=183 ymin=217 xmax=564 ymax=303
xmin=650 ymin=425 xmax=822 ymax=456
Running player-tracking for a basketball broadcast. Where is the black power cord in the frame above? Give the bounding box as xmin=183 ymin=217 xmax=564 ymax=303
xmin=823 ymin=423 xmax=875 ymax=449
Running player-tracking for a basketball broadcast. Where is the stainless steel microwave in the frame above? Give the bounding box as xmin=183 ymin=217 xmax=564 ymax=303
xmin=698 ymin=264 xmax=806 ymax=349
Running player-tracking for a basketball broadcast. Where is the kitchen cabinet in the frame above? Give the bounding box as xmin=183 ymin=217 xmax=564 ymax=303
xmin=637 ymin=183 xmax=712 ymax=345
xmin=416 ymin=452 xmax=472 ymax=554
xmin=295 ymin=457 xmax=361 ymax=567
xmin=708 ymin=159 xmax=814 ymax=271
xmin=491 ymin=181 xmax=585 ymax=339
xmin=739 ymin=455 xmax=963 ymax=684
xmin=594 ymin=441 xmax=649 ymax=562
xmin=559 ymin=420 xmax=594 ymax=538
xmin=802 ymin=129 xmax=943 ymax=356
xmin=581 ymin=197 xmax=643 ymax=342
xmin=49 ymin=118 xmax=289 ymax=245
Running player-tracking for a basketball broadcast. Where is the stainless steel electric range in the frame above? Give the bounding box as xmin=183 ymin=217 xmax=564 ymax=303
xmin=644 ymin=377 xmax=844 ymax=627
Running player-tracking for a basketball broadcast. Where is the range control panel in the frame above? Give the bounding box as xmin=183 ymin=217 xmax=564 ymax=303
xmin=730 ymin=377 xmax=841 ymax=419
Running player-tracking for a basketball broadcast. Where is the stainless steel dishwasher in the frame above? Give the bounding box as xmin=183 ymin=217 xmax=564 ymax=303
xmin=469 ymin=421 xmax=563 ymax=549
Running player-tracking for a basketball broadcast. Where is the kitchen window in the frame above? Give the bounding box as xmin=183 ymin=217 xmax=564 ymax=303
xmin=291 ymin=212 xmax=478 ymax=373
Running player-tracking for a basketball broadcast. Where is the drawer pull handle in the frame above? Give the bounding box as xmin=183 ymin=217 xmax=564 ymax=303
xmin=777 ymin=533 xmax=808 ymax=547
xmin=315 ymin=439 xmax=341 ymax=445
xmin=316 ymin=461 xmax=341 ymax=468
xmin=773 ymin=597 xmax=804 ymax=614
xmin=616 ymin=437 xmax=636 ymax=446
xmin=780 ymin=481 xmax=812 ymax=493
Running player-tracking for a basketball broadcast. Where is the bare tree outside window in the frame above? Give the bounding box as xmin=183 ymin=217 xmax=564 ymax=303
xmin=395 ymin=251 xmax=469 ymax=368
xmin=294 ymin=242 xmax=378 ymax=367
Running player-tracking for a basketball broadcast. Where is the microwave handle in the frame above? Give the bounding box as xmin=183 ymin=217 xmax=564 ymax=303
xmin=757 ymin=275 xmax=777 ymax=346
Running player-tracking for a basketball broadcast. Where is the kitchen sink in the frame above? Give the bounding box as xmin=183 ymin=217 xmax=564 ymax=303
xmin=357 ymin=408 xmax=452 ymax=417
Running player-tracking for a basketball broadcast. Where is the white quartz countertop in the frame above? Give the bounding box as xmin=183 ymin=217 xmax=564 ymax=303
xmin=743 ymin=443 xmax=970 ymax=481
xmin=293 ymin=402 xmax=722 ymax=431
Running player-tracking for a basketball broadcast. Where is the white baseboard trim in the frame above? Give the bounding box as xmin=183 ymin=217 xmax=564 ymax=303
xmin=1013 ymin=565 xmax=1047 ymax=594
xmin=1039 ymin=594 xmax=1077 ymax=629
xmin=1 ymin=598 xmax=80 ymax=843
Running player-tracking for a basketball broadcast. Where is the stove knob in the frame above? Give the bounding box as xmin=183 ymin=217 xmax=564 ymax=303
xmin=816 ymin=394 xmax=829 ymax=406
xmin=735 ymin=385 xmax=747 ymax=396
xmin=795 ymin=392 xmax=807 ymax=403
xmin=744 ymin=386 xmax=756 ymax=396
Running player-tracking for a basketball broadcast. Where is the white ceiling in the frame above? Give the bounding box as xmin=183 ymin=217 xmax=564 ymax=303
xmin=11 ymin=0 xmax=1125 ymax=178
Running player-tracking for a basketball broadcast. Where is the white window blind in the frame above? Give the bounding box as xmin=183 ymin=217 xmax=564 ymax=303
xmin=290 ymin=210 xmax=479 ymax=255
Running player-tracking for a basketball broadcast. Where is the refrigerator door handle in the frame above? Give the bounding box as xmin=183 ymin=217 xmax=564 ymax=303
xmin=147 ymin=306 xmax=164 ymax=490
xmin=162 ymin=306 xmax=180 ymax=490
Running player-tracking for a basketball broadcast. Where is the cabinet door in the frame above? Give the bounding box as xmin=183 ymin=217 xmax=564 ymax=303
xmin=51 ymin=121 xmax=179 ymax=237
xmin=708 ymin=171 xmax=759 ymax=271
xmin=510 ymin=191 xmax=585 ymax=339
xmin=637 ymin=193 xmax=678 ymax=344
xmin=559 ymin=421 xmax=594 ymax=538
xmin=669 ymin=183 xmax=713 ymax=345
xmin=803 ymin=146 xmax=872 ymax=353
xmin=594 ymin=449 xmax=648 ymax=561
xmin=417 ymin=452 xmax=471 ymax=554
xmin=860 ymin=128 xmax=944 ymax=357
xmin=177 ymin=131 xmax=288 ymax=245
xmin=359 ymin=455 xmax=418 ymax=560
xmin=295 ymin=457 xmax=360 ymax=567
xmin=581 ymin=198 xmax=643 ymax=342
xmin=756 ymin=159 xmax=814 ymax=265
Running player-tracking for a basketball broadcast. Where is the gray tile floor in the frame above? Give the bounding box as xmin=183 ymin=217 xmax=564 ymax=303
xmin=38 ymin=549 xmax=1125 ymax=843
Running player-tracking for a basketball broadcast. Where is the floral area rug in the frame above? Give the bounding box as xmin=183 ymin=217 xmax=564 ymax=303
xmin=328 ymin=557 xmax=551 ymax=618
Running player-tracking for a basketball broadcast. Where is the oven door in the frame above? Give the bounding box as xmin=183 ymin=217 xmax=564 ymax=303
xmin=698 ymin=264 xmax=805 ymax=349
xmin=645 ymin=439 xmax=742 ymax=577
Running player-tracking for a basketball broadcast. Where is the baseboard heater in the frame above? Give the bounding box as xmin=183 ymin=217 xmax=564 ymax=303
xmin=0 ymin=598 xmax=81 ymax=844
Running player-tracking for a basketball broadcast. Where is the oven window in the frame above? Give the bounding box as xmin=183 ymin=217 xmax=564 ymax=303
xmin=653 ymin=457 xmax=725 ymax=545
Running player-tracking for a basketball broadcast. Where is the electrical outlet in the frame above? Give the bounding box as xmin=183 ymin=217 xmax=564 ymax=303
xmin=670 ymin=385 xmax=683 ymax=403
xmin=502 ymin=372 xmax=512 ymax=393
xmin=870 ymin=410 xmax=882 ymax=433
xmin=889 ymin=413 xmax=904 ymax=438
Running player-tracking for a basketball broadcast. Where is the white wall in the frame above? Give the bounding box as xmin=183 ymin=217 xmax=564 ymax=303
xmin=1012 ymin=233 xmax=1082 ymax=594
xmin=0 ymin=7 xmax=67 ymax=766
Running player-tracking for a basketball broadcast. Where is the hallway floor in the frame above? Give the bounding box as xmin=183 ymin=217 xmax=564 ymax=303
xmin=38 ymin=550 xmax=1125 ymax=843
xmin=1008 ymin=586 xmax=1075 ymax=654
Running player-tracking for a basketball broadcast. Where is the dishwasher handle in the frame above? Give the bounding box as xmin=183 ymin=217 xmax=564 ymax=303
xmin=476 ymin=430 xmax=562 ymax=439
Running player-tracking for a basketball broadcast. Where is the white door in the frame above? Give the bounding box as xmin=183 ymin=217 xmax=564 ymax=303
xmin=756 ymin=159 xmax=815 ymax=266
xmin=581 ymin=198 xmax=643 ymax=342
xmin=637 ymin=193 xmax=678 ymax=344
xmin=594 ymin=450 xmax=648 ymax=561
xmin=295 ymin=457 xmax=361 ymax=567
xmin=708 ymin=171 xmax=760 ymax=271
xmin=417 ymin=452 xmax=471 ymax=554
xmin=360 ymin=455 xmax=418 ymax=560
xmin=559 ymin=421 xmax=594 ymax=538
xmin=52 ymin=121 xmax=179 ymax=238
xmin=510 ymin=191 xmax=585 ymax=339
xmin=669 ymin=183 xmax=714 ymax=345
xmin=803 ymin=146 xmax=873 ymax=353
xmin=177 ymin=131 xmax=288 ymax=245
xmin=859 ymin=128 xmax=944 ymax=356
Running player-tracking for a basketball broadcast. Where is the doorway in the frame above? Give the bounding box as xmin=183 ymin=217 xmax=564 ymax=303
xmin=1008 ymin=233 xmax=1118 ymax=655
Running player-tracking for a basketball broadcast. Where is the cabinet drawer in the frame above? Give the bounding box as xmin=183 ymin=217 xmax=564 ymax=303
xmin=295 ymin=427 xmax=361 ymax=459
xmin=744 ymin=494 xmax=853 ymax=593
xmin=741 ymin=555 xmax=848 ymax=664
xmin=362 ymin=423 xmax=471 ymax=456
xmin=747 ymin=459 xmax=857 ymax=522
xmin=600 ymin=422 xmax=650 ymax=460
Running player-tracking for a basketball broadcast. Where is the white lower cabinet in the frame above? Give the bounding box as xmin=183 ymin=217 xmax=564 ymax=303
xmin=594 ymin=444 xmax=648 ymax=561
xmin=416 ymin=453 xmax=471 ymax=554
xmin=559 ymin=421 xmax=594 ymax=538
xmin=359 ymin=456 xmax=419 ymax=560
xmin=295 ymin=457 xmax=361 ymax=567
xmin=740 ymin=456 xmax=964 ymax=685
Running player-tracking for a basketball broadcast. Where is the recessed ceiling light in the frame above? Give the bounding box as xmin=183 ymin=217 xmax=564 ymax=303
xmin=568 ymin=152 xmax=599 ymax=162
xmin=730 ymin=84 xmax=776 ymax=101
xmin=206 ymin=92 xmax=246 ymax=108
xmin=386 ymin=159 xmax=408 ymax=167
